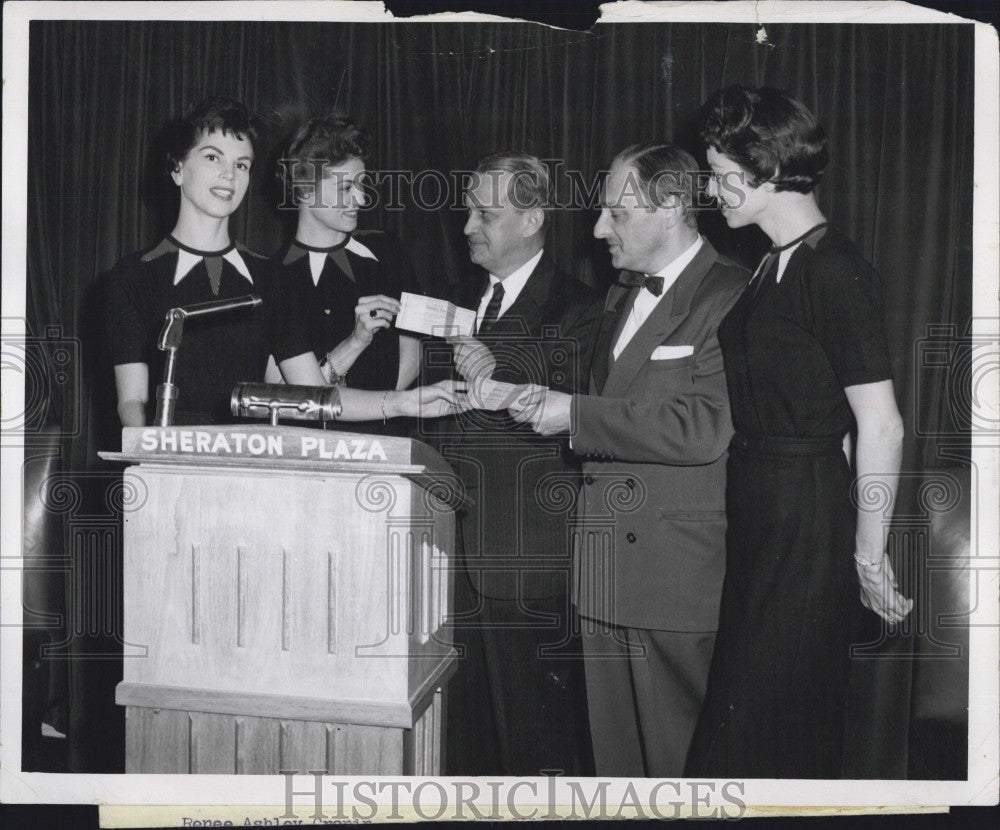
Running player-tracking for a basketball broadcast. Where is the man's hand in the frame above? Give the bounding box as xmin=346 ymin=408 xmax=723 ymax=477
xmin=448 ymin=335 xmax=497 ymax=380
xmin=508 ymin=386 xmax=573 ymax=436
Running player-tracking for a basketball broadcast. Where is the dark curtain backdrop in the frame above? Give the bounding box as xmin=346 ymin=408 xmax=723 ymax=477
xmin=27 ymin=21 xmax=974 ymax=472
xmin=24 ymin=21 xmax=974 ymax=775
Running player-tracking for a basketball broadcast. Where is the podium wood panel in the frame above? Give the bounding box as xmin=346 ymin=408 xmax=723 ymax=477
xmin=123 ymin=702 xmax=440 ymax=774
xmin=107 ymin=427 xmax=458 ymax=775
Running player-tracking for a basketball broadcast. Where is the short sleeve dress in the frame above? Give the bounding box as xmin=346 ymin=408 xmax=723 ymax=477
xmin=685 ymin=224 xmax=894 ymax=779
xmin=105 ymin=236 xmax=311 ymax=425
xmin=272 ymin=230 xmax=421 ymax=436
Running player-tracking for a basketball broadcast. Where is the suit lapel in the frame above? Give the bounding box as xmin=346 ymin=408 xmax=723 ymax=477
xmin=601 ymin=241 xmax=720 ymax=398
xmin=452 ymin=253 xmax=555 ymax=342
xmin=591 ymin=285 xmax=631 ymax=394
xmin=489 ymin=254 xmax=553 ymax=336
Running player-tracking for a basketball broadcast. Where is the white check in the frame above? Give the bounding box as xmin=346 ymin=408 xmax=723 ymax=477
xmin=466 ymin=377 xmax=538 ymax=411
xmin=396 ymin=292 xmax=476 ymax=337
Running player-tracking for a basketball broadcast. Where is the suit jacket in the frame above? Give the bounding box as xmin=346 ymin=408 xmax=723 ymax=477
xmin=572 ymin=240 xmax=747 ymax=631
xmin=423 ymin=251 xmax=602 ymax=601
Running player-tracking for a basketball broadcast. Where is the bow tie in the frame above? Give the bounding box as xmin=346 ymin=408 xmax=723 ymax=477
xmin=617 ymin=271 xmax=665 ymax=297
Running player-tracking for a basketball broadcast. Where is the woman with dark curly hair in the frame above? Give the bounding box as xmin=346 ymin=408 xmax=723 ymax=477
xmin=685 ymin=86 xmax=913 ymax=779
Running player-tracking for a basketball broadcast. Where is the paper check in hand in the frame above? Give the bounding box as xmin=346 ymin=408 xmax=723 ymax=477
xmin=395 ymin=292 xmax=476 ymax=337
xmin=466 ymin=377 xmax=539 ymax=411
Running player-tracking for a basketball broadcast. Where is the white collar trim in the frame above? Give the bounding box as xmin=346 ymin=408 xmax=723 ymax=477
xmin=346 ymin=237 xmax=378 ymax=261
xmin=306 ymin=237 xmax=379 ymax=284
xmin=173 ymin=248 xmax=253 ymax=285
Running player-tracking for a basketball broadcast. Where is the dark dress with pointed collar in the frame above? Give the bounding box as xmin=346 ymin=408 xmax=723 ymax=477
xmin=685 ymin=225 xmax=894 ymax=779
xmin=105 ymin=237 xmax=311 ymax=425
xmin=273 ymin=231 xmax=420 ymax=435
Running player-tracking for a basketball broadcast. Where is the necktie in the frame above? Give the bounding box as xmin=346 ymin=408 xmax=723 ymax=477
xmin=478 ymin=282 xmax=505 ymax=333
xmin=617 ymin=271 xmax=664 ymax=297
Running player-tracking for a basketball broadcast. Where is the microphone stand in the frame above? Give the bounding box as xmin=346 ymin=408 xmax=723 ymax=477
xmin=154 ymin=294 xmax=262 ymax=427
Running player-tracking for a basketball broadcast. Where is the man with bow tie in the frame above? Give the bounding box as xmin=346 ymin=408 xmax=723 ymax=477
xmin=510 ymin=143 xmax=746 ymax=777
xmin=425 ymin=151 xmax=602 ymax=776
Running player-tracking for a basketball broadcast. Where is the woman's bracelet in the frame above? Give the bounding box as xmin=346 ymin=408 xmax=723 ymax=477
xmin=853 ymin=552 xmax=884 ymax=569
xmin=319 ymin=351 xmax=346 ymax=386
xmin=381 ymin=391 xmax=390 ymax=424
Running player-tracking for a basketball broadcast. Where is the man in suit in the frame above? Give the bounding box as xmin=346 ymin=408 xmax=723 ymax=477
xmin=424 ymin=152 xmax=602 ymax=776
xmin=511 ymin=143 xmax=746 ymax=777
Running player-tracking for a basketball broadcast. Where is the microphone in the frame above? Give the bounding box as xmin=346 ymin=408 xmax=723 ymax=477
xmin=154 ymin=294 xmax=263 ymax=427
xmin=156 ymin=294 xmax=262 ymax=350
xmin=231 ymin=383 xmax=343 ymax=426
xmin=171 ymin=294 xmax=263 ymax=319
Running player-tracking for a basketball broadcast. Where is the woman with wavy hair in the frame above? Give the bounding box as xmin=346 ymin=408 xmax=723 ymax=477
xmin=685 ymin=86 xmax=913 ymax=778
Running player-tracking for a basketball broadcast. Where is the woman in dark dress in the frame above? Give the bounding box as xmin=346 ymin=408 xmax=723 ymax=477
xmin=271 ymin=115 xmax=424 ymax=436
xmin=685 ymin=86 xmax=913 ymax=779
xmin=106 ymin=97 xmax=458 ymax=427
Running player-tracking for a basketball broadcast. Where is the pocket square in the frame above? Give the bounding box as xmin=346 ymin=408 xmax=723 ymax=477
xmin=651 ymin=344 xmax=694 ymax=360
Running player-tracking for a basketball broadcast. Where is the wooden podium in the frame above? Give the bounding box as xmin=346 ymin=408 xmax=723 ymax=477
xmin=101 ymin=426 xmax=464 ymax=775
